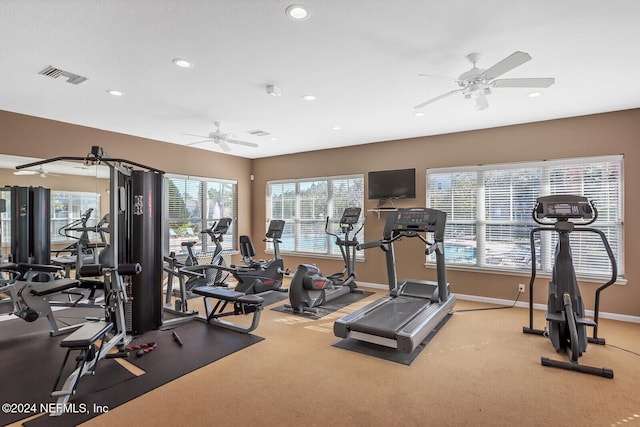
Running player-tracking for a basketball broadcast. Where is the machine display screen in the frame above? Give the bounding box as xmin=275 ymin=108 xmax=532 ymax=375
xmin=549 ymin=203 xmax=580 ymax=216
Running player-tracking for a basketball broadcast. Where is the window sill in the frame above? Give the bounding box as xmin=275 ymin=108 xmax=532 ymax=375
xmin=424 ymin=263 xmax=627 ymax=285
xmin=267 ymin=250 xmax=364 ymax=262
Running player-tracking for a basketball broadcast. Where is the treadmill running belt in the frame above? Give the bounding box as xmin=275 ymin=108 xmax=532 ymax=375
xmin=348 ymin=296 xmax=431 ymax=339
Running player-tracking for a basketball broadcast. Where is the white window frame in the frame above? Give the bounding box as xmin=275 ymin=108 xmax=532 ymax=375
xmin=426 ymin=155 xmax=624 ymax=281
xmin=266 ymin=174 xmax=365 ymax=259
xmin=50 ymin=191 xmax=101 ymax=244
xmin=164 ymin=174 xmax=238 ymax=257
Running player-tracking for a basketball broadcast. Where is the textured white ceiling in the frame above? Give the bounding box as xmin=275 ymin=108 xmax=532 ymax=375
xmin=1 ymin=0 xmax=639 ymax=159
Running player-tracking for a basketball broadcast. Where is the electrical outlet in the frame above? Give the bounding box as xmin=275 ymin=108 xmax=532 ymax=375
xmin=518 ymin=283 xmax=526 ymax=293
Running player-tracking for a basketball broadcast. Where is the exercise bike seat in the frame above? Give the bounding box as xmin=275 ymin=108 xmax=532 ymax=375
xmin=239 ymin=235 xmax=266 ymax=269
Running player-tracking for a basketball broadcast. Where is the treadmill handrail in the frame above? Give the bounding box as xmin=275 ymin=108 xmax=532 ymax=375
xmin=357 ymin=229 xmax=430 ymax=252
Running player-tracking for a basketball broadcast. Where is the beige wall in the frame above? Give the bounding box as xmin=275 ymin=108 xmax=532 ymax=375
xmin=0 ymin=110 xmax=253 ymax=243
xmin=1 ymin=109 xmax=638 ymax=317
xmin=252 ymin=109 xmax=640 ymax=317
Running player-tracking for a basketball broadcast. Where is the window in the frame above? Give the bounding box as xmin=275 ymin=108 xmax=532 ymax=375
xmin=165 ymin=175 xmax=237 ymax=256
xmin=427 ymin=155 xmax=623 ymax=279
xmin=0 ymin=189 xmax=101 ymax=249
xmin=267 ymin=175 xmax=365 ymax=258
xmin=50 ymin=191 xmax=101 ymax=243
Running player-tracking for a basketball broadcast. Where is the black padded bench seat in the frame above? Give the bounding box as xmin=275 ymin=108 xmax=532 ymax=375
xmin=191 ymin=286 xmax=264 ymax=333
xmin=53 ymin=321 xmax=114 ymax=399
xmin=61 ymin=320 xmax=113 ymax=348
xmin=27 ymin=278 xmax=80 ymax=296
xmin=192 ymin=287 xmax=264 ymax=305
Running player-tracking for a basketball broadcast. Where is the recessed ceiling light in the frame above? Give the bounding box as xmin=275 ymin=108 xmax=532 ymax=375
xmin=285 ymin=4 xmax=309 ymax=21
xmin=413 ymin=112 xmax=425 ymax=117
xmin=270 ymin=137 xmax=278 ymax=141
xmin=172 ymin=58 xmax=193 ymax=68
xmin=302 ymin=95 xmax=316 ymax=101
xmin=331 ymin=126 xmax=341 ymax=131
xmin=528 ymin=91 xmax=542 ymax=98
xmin=106 ymin=89 xmax=124 ymax=96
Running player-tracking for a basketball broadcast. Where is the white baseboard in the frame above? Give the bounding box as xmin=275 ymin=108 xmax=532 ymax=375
xmin=454 ymin=293 xmax=640 ymax=324
xmin=357 ymin=283 xmax=640 ymax=324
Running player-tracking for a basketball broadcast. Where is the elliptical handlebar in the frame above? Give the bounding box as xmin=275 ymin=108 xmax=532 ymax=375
xmin=325 ymin=207 xmax=364 ymax=245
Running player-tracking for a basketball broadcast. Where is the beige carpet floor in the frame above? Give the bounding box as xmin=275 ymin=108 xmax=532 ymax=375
xmin=8 ymin=284 xmax=640 ymax=427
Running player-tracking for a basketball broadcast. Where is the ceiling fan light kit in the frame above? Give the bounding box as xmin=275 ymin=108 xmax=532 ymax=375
xmin=414 ymin=51 xmax=555 ymax=111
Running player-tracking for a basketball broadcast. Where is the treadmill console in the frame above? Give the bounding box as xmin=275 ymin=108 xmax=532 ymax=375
xmin=535 ymin=195 xmax=593 ymax=220
xmin=339 ymin=207 xmax=361 ymax=225
xmin=266 ymin=219 xmax=285 ymax=239
xmin=384 ymin=208 xmax=446 ymax=240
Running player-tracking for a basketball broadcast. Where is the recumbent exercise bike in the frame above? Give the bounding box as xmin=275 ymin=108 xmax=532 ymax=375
xmin=286 ymin=207 xmax=364 ymax=313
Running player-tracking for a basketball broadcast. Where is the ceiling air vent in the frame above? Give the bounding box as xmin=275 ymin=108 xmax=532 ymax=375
xmin=247 ymin=129 xmax=270 ymax=137
xmin=38 ymin=65 xmax=88 ymax=85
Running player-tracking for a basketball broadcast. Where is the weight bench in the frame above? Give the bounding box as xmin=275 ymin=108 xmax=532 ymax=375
xmin=51 ymin=320 xmax=114 ymax=400
xmin=5 ymin=277 xmax=86 ymax=336
xmin=192 ymin=287 xmax=264 ymax=333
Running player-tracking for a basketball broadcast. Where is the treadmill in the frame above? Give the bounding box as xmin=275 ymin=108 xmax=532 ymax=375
xmin=334 ymin=207 xmax=456 ymax=353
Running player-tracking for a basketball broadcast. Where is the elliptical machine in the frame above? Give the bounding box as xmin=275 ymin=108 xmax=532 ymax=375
xmin=522 ymin=195 xmax=617 ymax=378
xmin=286 ymin=207 xmax=363 ymax=314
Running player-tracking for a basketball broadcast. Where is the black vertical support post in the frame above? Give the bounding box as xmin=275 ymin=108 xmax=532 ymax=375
xmin=130 ymin=170 xmax=164 ymax=334
xmin=10 ymin=186 xmax=30 ymax=263
xmin=30 ymin=186 xmax=51 ymax=265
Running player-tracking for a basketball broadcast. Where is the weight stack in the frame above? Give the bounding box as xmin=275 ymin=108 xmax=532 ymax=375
xmin=130 ymin=171 xmax=164 ymax=334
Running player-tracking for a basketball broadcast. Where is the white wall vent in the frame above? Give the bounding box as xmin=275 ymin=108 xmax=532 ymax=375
xmin=247 ymin=129 xmax=270 ymax=137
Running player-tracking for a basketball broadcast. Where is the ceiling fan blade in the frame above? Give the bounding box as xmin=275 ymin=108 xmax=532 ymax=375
xmin=182 ymin=133 xmax=209 ymax=138
xmin=218 ymin=141 xmax=232 ymax=152
xmin=227 ymin=139 xmax=258 ymax=148
xmin=491 ymin=77 xmax=555 ymax=88
xmin=418 ymin=73 xmax=459 ymax=82
xmin=482 ymin=51 xmax=531 ymax=80
xmin=186 ymin=139 xmax=214 ymax=146
xmin=414 ymin=89 xmax=464 ymax=109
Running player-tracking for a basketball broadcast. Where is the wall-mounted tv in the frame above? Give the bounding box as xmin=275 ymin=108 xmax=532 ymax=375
xmin=367 ymin=168 xmax=416 ymax=200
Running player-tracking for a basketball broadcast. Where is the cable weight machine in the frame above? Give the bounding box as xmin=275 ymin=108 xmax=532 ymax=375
xmin=16 ymin=146 xmax=165 ymax=414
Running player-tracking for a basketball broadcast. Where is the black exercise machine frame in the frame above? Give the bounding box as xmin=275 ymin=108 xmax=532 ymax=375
xmin=522 ymin=195 xmax=617 ymax=378
xmin=17 ymin=146 xmax=164 ymax=414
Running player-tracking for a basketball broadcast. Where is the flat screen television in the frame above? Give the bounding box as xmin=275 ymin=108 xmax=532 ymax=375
xmin=367 ymin=168 xmax=416 ymax=200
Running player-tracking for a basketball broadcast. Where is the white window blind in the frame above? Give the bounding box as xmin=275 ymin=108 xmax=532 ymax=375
xmin=50 ymin=191 xmax=101 ymax=243
xmin=267 ymin=175 xmax=365 ymax=258
xmin=427 ymin=155 xmax=623 ymax=279
xmin=165 ymin=175 xmax=237 ymax=256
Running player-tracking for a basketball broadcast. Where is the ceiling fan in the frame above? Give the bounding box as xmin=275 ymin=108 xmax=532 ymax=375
xmin=414 ymin=51 xmax=555 ymax=111
xmin=184 ymin=122 xmax=258 ymax=153
xmin=13 ymin=165 xmax=56 ymax=178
